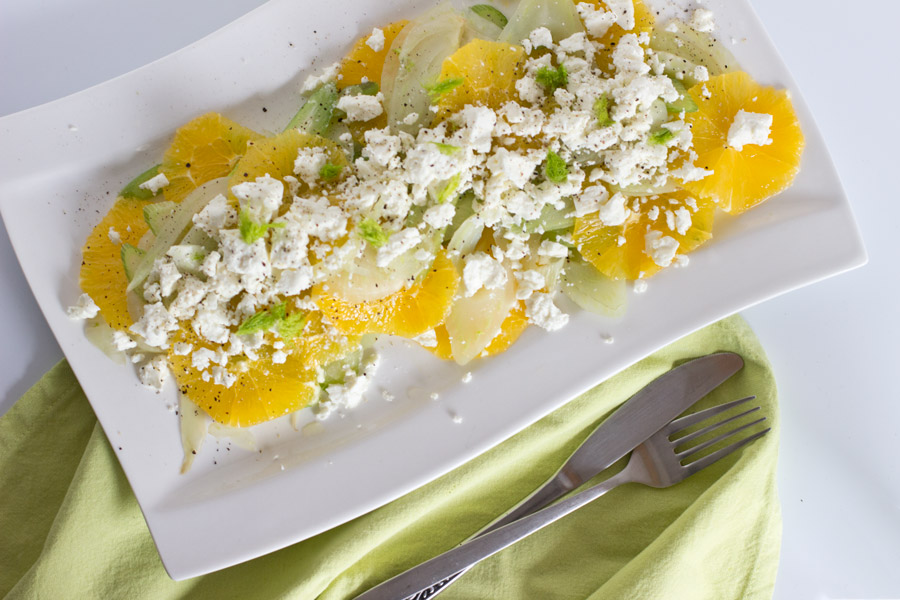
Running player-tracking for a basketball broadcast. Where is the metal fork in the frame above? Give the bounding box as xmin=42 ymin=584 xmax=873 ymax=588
xmin=354 ymin=396 xmax=770 ymax=600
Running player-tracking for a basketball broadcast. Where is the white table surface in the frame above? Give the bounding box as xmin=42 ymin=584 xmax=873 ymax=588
xmin=1 ymin=1 xmax=897 ymax=597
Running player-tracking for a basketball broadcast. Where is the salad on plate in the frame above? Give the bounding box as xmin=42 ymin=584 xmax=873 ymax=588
xmin=67 ymin=0 xmax=803 ymax=470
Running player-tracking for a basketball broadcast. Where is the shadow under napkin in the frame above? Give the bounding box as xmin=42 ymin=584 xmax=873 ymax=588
xmin=0 ymin=315 xmax=780 ymax=600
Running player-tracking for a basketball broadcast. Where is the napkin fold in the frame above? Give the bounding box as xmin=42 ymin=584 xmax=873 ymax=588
xmin=0 ymin=315 xmax=780 ymax=600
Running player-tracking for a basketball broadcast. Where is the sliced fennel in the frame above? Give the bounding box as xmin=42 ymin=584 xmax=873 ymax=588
xmin=126 ymin=177 xmax=228 ymax=292
xmin=179 ymin=394 xmax=211 ymax=474
xmin=650 ymin=20 xmax=739 ymax=76
xmin=120 ymin=243 xmax=145 ymax=282
xmin=143 ymin=201 xmax=177 ymax=235
xmin=166 ymin=244 xmax=209 ymax=276
xmin=444 ymin=264 xmax=517 ymax=365
xmin=286 ymin=82 xmax=339 ymax=136
xmin=463 ymin=5 xmax=504 ymax=43
xmin=443 ymin=190 xmax=475 ymax=243
xmin=611 ymin=178 xmax=680 ymax=196
xmin=525 ymin=198 xmax=575 ymax=233
xmin=446 ymin=214 xmax=484 ymax=261
xmin=83 ymin=318 xmax=127 ymax=365
xmin=562 ymin=255 xmax=627 ymax=317
xmin=382 ymin=3 xmax=465 ymax=133
xmin=499 ymin=0 xmax=584 ymax=45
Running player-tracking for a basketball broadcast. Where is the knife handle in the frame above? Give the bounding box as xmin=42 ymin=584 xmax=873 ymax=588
xmin=354 ymin=470 xmax=629 ymax=600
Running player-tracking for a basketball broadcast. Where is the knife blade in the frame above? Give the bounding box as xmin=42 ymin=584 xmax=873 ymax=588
xmin=356 ymin=351 xmax=745 ymax=600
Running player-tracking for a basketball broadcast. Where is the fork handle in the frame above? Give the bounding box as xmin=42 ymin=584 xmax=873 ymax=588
xmin=353 ymin=470 xmax=629 ymax=600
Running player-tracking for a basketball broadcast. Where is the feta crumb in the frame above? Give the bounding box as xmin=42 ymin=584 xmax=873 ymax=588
xmin=382 ymin=390 xmax=395 ymax=402
xmin=230 ymin=175 xmax=283 ymax=222
xmin=538 ymin=240 xmax=569 ymax=258
xmin=462 ymin=252 xmax=508 ymax=297
xmin=727 ymin=110 xmax=774 ymax=151
xmin=576 ymin=3 xmax=617 ymax=38
xmin=429 ymin=392 xmax=440 ymax=401
xmin=515 ymin=269 xmax=546 ymax=300
xmin=211 ymin=366 xmax=237 ymax=389
xmin=451 ymin=412 xmax=463 ymax=424
xmin=529 ymin=27 xmax=554 ymax=49
xmin=604 ymin=0 xmax=636 ymax=31
xmin=402 ymin=112 xmax=420 ymax=126
xmin=673 ymin=207 xmax=692 ymax=235
xmin=423 ymin=202 xmax=456 ymax=229
xmin=365 ymin=27 xmax=385 ymax=52
xmin=173 ymin=342 xmax=193 ymax=356
xmin=67 ymin=293 xmax=100 ymax=320
xmin=108 ymin=227 xmax=121 ymax=244
xmin=461 ymin=372 xmax=473 ymax=383
xmin=673 ymin=254 xmax=691 ymax=268
xmin=598 ymin=192 xmax=629 ymax=227
xmin=336 ymin=92 xmax=384 ymax=122
xmin=112 ymin=331 xmax=137 ymax=351
xmin=525 ymin=292 xmax=569 ymax=331
xmin=271 ymin=350 xmax=288 ymax=364
xmin=689 ymin=8 xmax=716 ymax=33
xmin=413 ymin=329 xmax=438 ymax=348
xmin=376 ymin=228 xmax=422 ymax=268
xmin=300 ymin=62 xmax=339 ymax=93
xmin=574 ymin=185 xmax=609 ymax=218
xmin=138 ymin=172 xmax=169 ymax=195
xmin=693 ymin=65 xmax=710 ymax=83
xmin=644 ymin=230 xmax=680 ymax=267
xmin=138 ymin=355 xmax=169 ymax=391
xmin=633 ymin=279 xmax=648 ymax=293
xmin=617 ymin=235 xmax=626 ymax=246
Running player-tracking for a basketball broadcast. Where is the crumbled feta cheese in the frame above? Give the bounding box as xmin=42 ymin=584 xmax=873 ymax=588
xmin=462 ymin=252 xmax=508 ymax=297
xmin=538 ymin=240 xmax=569 ymax=258
xmin=727 ymin=110 xmax=774 ymax=151
xmin=413 ymin=329 xmax=438 ymax=348
xmin=193 ymin=194 xmax=237 ymax=237
xmin=423 ymin=202 xmax=456 ymax=229
xmin=633 ymin=279 xmax=648 ymax=293
xmin=528 ymin=27 xmax=554 ymax=49
xmin=673 ymin=207 xmax=692 ymax=235
xmin=461 ymin=372 xmax=473 ymax=383
xmin=129 ymin=302 xmax=177 ymax=348
xmin=219 ymin=230 xmax=271 ymax=285
xmin=300 ymin=62 xmax=339 ymax=93
xmin=112 ymin=331 xmax=137 ymax=351
xmin=231 ymin=175 xmax=283 ymax=222
xmin=293 ymin=146 xmax=330 ymax=187
xmin=363 ymin=128 xmax=402 ymax=166
xmin=693 ymin=65 xmax=710 ymax=82
xmin=376 ymin=228 xmax=421 ymax=267
xmin=156 ymin=258 xmax=182 ymax=297
xmin=173 ymin=342 xmax=193 ymax=356
xmin=604 ymin=0 xmax=635 ymax=31
xmin=644 ymin=230 xmax=680 ymax=267
xmin=689 ymin=8 xmax=715 ymax=33
xmin=515 ymin=269 xmax=545 ymax=300
xmin=138 ymin=172 xmax=169 ymax=195
xmin=525 ymin=292 xmax=569 ymax=331
xmin=211 ymin=366 xmax=237 ymax=388
xmin=108 ymin=227 xmax=121 ymax=244
xmin=67 ymin=293 xmax=100 ymax=320
xmin=271 ymin=350 xmax=288 ymax=364
xmin=366 ymin=27 xmax=385 ymax=52
xmin=169 ymin=276 xmax=208 ymax=319
xmin=598 ymin=192 xmax=629 ymax=227
xmin=336 ymin=92 xmax=384 ymax=122
xmin=275 ymin=267 xmax=314 ymax=295
xmin=574 ymin=184 xmax=609 ymax=218
xmin=138 ymin=356 xmax=169 ymax=391
xmin=576 ymin=3 xmax=617 ymax=38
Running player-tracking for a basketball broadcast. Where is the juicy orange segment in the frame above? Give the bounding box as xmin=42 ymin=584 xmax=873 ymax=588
xmin=434 ymin=39 xmax=526 ymax=119
xmin=573 ymin=190 xmax=715 ymax=280
xmin=582 ymin=0 xmax=655 ymax=73
xmin=292 ymin=311 xmax=362 ymax=367
xmin=316 ymin=252 xmax=459 ymax=338
xmin=168 ymin=326 xmax=318 ymax=427
xmin=160 ymin=112 xmax=262 ymax=203
xmin=682 ymin=71 xmax=804 ymax=214
xmin=337 ymin=20 xmax=410 ymax=89
xmin=79 ymin=197 xmax=149 ymax=331
xmin=228 ymin=128 xmax=348 ymax=191
xmin=428 ymin=302 xmax=529 ymax=360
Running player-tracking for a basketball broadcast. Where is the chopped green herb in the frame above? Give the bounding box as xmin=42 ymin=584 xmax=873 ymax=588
xmin=236 ymin=302 xmax=286 ymax=335
xmin=536 ymin=64 xmax=568 ymax=92
xmin=649 ymin=129 xmax=675 ymax=145
xmin=278 ymin=311 xmax=308 ymax=340
xmin=319 ymin=163 xmax=344 ymax=180
xmin=358 ymin=218 xmax=389 ymax=247
xmin=239 ymin=210 xmax=285 ymax=244
xmin=544 ymin=150 xmax=569 ymax=183
xmin=470 ymin=4 xmax=509 ymax=28
xmin=430 ymin=141 xmax=461 ymax=155
xmin=665 ymin=78 xmax=699 ymax=114
xmin=424 ymin=77 xmax=464 ymax=100
xmin=437 ymin=174 xmax=461 ymax=204
xmin=593 ymin=94 xmax=614 ymax=126
xmin=120 ymin=164 xmax=162 ymax=200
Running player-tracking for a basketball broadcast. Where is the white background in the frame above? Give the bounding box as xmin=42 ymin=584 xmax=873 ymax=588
xmin=0 ymin=0 xmax=897 ymax=598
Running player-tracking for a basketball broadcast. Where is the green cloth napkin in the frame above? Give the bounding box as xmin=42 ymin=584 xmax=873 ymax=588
xmin=0 ymin=315 xmax=780 ymax=599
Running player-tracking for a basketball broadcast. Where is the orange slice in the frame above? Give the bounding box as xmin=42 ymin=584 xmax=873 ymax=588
xmin=168 ymin=325 xmax=318 ymax=427
xmin=291 ymin=311 xmax=362 ymax=367
xmin=573 ymin=190 xmax=715 ymax=280
xmin=681 ymin=71 xmax=804 ymax=214
xmin=79 ymin=197 xmax=149 ymax=330
xmin=315 ymin=252 xmax=459 ymax=338
xmin=228 ymin=128 xmax=348 ymax=191
xmin=582 ymin=0 xmax=655 ymax=73
xmin=428 ymin=302 xmax=529 ymax=360
xmin=337 ymin=20 xmax=410 ymax=89
xmin=434 ymin=39 xmax=526 ymax=120
xmin=159 ymin=112 xmax=262 ymax=203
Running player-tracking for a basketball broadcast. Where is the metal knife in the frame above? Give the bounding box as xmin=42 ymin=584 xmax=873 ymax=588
xmin=354 ymin=351 xmax=745 ymax=600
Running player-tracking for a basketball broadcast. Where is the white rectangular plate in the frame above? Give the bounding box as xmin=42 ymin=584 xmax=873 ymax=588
xmin=0 ymin=0 xmax=865 ymax=581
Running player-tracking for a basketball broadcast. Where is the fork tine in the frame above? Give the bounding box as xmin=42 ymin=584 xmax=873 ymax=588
xmin=673 ymin=406 xmax=761 ymax=446
xmin=663 ymin=396 xmax=756 ymax=436
xmin=677 ymin=416 xmax=767 ymax=459
xmin=682 ymin=427 xmax=771 ymax=476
